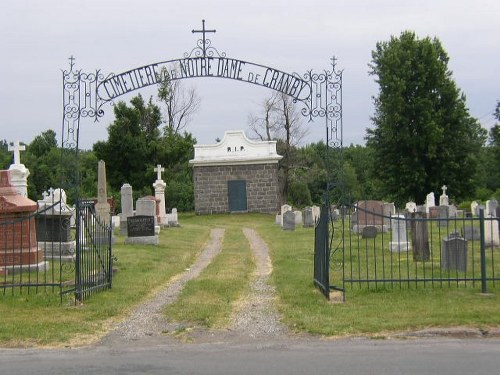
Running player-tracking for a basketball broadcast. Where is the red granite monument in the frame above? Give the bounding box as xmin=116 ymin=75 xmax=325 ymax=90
xmin=0 ymin=170 xmax=46 ymax=272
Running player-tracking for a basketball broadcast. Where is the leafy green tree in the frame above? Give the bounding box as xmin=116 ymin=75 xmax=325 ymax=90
xmin=367 ymin=31 xmax=487 ymax=205
xmin=0 ymin=140 xmax=11 ymax=169
xmin=93 ymin=95 xmax=162 ymax=196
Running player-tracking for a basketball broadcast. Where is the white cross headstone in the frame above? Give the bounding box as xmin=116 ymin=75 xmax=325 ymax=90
xmin=8 ymin=141 xmax=25 ymax=165
xmin=154 ymin=164 xmax=165 ymax=181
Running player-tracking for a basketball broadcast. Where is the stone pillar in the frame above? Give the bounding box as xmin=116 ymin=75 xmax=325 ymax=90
xmin=120 ymin=183 xmax=133 ymax=235
xmin=95 ymin=160 xmax=110 ymax=224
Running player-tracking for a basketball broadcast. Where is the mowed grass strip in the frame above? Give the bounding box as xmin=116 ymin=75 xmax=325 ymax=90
xmin=163 ymin=226 xmax=254 ymax=328
xmin=0 ymin=218 xmax=209 ymax=347
xmin=257 ymin=220 xmax=500 ymax=336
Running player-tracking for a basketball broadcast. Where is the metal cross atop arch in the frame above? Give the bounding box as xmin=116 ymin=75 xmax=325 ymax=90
xmin=192 ymin=19 xmax=216 ymax=58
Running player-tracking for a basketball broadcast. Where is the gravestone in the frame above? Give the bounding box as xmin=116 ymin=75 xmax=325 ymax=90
xmin=153 ymin=164 xmax=168 ymax=227
xmin=438 ymin=205 xmax=449 ymax=227
xmin=390 ymin=214 xmax=411 ymax=252
xmin=462 ymin=226 xmax=480 ymax=241
xmin=303 ymin=207 xmax=314 ymax=228
xmin=166 ymin=208 xmax=179 ymax=227
xmin=136 ymin=196 xmax=159 ymax=231
xmin=275 ymin=214 xmax=281 ymax=225
xmin=311 ymin=205 xmax=321 ymax=223
xmin=95 ymin=160 xmax=111 ymax=224
xmin=486 ymin=200 xmax=498 ymax=218
xmin=36 ymin=188 xmax=75 ymax=262
xmin=361 ymin=225 xmax=377 ymax=239
xmin=410 ymin=212 xmax=430 ymax=261
xmin=120 ymin=183 xmax=133 ymax=235
xmin=441 ymin=233 xmax=467 ymax=272
xmin=428 ymin=206 xmax=439 ymax=219
xmin=470 ymin=201 xmax=479 ymax=217
xmin=125 ymin=215 xmax=159 ymax=245
xmin=282 ymin=210 xmax=296 ymax=231
xmin=484 ymin=217 xmax=500 ymax=246
xmin=425 ymin=192 xmax=435 ymax=214
xmin=8 ymin=141 xmax=30 ymax=197
xmin=0 ymin=170 xmax=47 ymax=272
xmin=280 ymin=204 xmax=292 ymax=226
xmin=352 ymin=200 xmax=387 ymax=233
xmin=405 ymin=201 xmax=417 ymax=213
xmin=439 ymin=185 xmax=449 ymax=206
xmin=294 ymin=210 xmax=302 ymax=225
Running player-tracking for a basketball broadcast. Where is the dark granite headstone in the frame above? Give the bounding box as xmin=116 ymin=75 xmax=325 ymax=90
xmin=283 ymin=211 xmax=296 ymax=231
xmin=36 ymin=214 xmax=72 ymax=242
xmin=302 ymin=207 xmax=314 ymax=228
xmin=127 ymin=216 xmax=155 ymax=237
xmin=411 ymin=212 xmax=430 ymax=261
xmin=441 ymin=233 xmax=467 ymax=272
xmin=362 ymin=225 xmax=378 ymax=238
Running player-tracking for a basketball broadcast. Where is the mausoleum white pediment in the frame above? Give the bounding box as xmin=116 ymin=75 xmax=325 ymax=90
xmin=190 ymin=130 xmax=282 ymax=166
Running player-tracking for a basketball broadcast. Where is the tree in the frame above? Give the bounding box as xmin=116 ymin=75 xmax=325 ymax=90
xmin=248 ymin=91 xmax=309 ymax=204
xmin=93 ymin=95 xmax=162 ymax=196
xmin=366 ymin=31 xmax=487 ymax=205
xmin=157 ymin=68 xmax=201 ymax=134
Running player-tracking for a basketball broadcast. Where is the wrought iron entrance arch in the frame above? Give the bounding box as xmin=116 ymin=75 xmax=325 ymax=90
xmin=62 ymin=19 xmax=342 ymax=157
xmin=61 ymin=20 xmax=344 ymax=301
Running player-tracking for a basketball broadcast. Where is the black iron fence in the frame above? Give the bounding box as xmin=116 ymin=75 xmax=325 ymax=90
xmin=334 ymin=205 xmax=500 ymax=294
xmin=0 ymin=199 xmax=112 ymax=302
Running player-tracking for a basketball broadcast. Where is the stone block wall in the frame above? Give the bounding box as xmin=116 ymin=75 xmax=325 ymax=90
xmin=193 ymin=163 xmax=280 ymax=214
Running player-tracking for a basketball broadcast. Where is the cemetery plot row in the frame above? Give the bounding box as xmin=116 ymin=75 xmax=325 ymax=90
xmin=332 ymin=211 xmax=500 ymax=291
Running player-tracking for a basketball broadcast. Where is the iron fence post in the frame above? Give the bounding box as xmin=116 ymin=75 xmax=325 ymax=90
xmin=479 ymin=208 xmax=487 ymax=293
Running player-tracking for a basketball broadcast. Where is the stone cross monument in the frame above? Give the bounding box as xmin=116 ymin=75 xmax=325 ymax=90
xmin=439 ymin=185 xmax=449 ymax=206
xmin=153 ymin=164 xmax=168 ymax=226
xmin=8 ymin=141 xmax=30 ymax=197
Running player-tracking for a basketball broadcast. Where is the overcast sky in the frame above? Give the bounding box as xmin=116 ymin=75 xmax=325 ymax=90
xmin=1 ymin=0 xmax=498 ymax=150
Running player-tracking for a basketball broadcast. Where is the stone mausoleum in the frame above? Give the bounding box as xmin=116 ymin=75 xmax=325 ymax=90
xmin=190 ymin=130 xmax=282 ymax=214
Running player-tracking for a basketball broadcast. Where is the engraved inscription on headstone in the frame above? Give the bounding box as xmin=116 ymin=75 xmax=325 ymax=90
xmin=127 ymin=216 xmax=155 ymax=237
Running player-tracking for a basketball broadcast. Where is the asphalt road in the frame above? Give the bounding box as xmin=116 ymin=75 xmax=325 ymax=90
xmin=1 ymin=337 xmax=500 ymax=375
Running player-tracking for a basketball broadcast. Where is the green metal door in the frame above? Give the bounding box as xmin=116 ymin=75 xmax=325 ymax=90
xmin=228 ymin=180 xmax=247 ymax=212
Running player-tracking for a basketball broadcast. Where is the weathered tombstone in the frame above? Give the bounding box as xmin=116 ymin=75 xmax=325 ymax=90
xmin=331 ymin=208 xmax=340 ymax=221
xmin=282 ymin=210 xmax=296 ymax=231
xmin=439 ymin=185 xmax=449 ymax=206
xmin=280 ymin=204 xmax=292 ymax=227
xmin=353 ymin=200 xmax=386 ymax=233
xmin=448 ymin=204 xmax=458 ymax=218
xmin=361 ymin=225 xmax=377 ymax=239
xmin=390 ymin=214 xmax=411 ymax=252
xmin=441 ymin=233 xmax=467 ymax=272
xmin=167 ymin=208 xmax=179 ymax=227
xmin=294 ymin=210 xmax=302 ymax=225
xmin=153 ymin=164 xmax=168 ymax=227
xmin=36 ymin=188 xmax=75 ymax=262
xmin=120 ymin=183 xmax=133 ymax=235
xmin=411 ymin=212 xmax=430 ymax=261
xmin=470 ymin=201 xmax=479 ymax=217
xmin=461 ymin=225 xmax=480 ymax=241
xmin=425 ymin=192 xmax=435 ymax=214
xmin=484 ymin=216 xmax=500 ymax=246
xmin=428 ymin=206 xmax=439 ymax=219
xmin=303 ymin=207 xmax=314 ymax=228
xmin=124 ymin=215 xmax=159 ymax=245
xmin=8 ymin=141 xmax=30 ymax=197
xmin=486 ymin=200 xmax=498 ymax=218
xmin=311 ymin=205 xmax=321 ymax=223
xmin=275 ymin=214 xmax=281 ymax=225
xmin=438 ymin=205 xmax=449 ymax=227
xmin=405 ymin=201 xmax=417 ymax=213
xmin=0 ymin=170 xmax=47 ymax=272
xmin=95 ymin=160 xmax=111 ymax=224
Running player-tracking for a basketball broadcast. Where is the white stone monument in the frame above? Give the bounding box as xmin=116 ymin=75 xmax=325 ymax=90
xmin=439 ymin=185 xmax=449 ymax=206
xmin=471 ymin=201 xmax=479 ymax=216
xmin=405 ymin=201 xmax=417 ymax=213
xmin=153 ymin=164 xmax=168 ymax=227
xmin=425 ymin=192 xmax=435 ymax=214
xmin=389 ymin=215 xmax=411 ymax=252
xmin=8 ymin=141 xmax=30 ymax=197
xmin=120 ymin=183 xmax=134 ymax=235
xmin=95 ymin=160 xmax=111 ymax=224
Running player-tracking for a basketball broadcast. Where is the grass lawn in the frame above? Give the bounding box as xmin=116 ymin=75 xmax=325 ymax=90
xmin=0 ymin=213 xmax=499 ymax=347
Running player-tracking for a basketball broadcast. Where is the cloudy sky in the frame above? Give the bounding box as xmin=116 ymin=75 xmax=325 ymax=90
xmin=1 ymin=0 xmax=498 ymax=150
